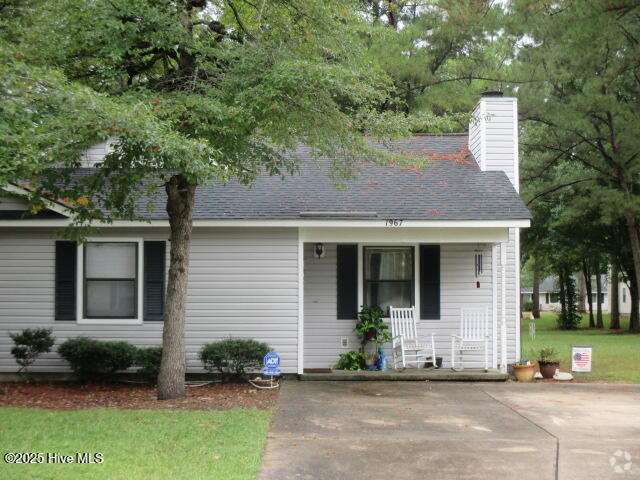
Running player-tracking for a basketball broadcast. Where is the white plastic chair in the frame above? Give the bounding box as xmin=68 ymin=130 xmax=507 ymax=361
xmin=451 ymin=307 xmax=490 ymax=371
xmin=389 ymin=306 xmax=436 ymax=370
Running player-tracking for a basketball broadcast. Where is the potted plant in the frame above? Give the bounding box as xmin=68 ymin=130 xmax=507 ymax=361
xmin=536 ymin=346 xmax=560 ymax=379
xmin=512 ymin=358 xmax=535 ymax=382
xmin=355 ymin=306 xmax=391 ymax=368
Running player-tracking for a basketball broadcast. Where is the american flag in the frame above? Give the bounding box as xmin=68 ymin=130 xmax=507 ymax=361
xmin=573 ymin=351 xmax=590 ymax=366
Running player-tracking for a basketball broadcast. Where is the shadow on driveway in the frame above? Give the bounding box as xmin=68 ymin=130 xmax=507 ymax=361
xmin=259 ymin=382 xmax=640 ymax=480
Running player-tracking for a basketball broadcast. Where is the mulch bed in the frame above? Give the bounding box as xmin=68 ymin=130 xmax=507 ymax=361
xmin=0 ymin=381 xmax=279 ymax=411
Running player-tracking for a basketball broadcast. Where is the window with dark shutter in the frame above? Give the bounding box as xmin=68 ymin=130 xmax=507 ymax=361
xmin=337 ymin=244 xmax=358 ymax=320
xmin=55 ymin=241 xmax=77 ymax=320
xmin=144 ymin=241 xmax=166 ymax=321
xmin=420 ymin=245 xmax=440 ymax=320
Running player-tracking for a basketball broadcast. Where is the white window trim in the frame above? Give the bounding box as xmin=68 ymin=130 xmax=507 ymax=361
xmin=357 ymin=243 xmax=424 ymax=322
xmin=76 ymin=237 xmax=144 ymax=325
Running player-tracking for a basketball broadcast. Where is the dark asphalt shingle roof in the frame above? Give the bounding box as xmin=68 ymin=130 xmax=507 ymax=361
xmin=83 ymin=134 xmax=532 ymax=221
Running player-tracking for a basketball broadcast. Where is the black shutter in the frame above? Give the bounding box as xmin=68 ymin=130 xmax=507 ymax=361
xmin=144 ymin=241 xmax=166 ymax=321
xmin=337 ymin=244 xmax=358 ymax=320
xmin=420 ymin=245 xmax=440 ymax=320
xmin=55 ymin=241 xmax=76 ymax=320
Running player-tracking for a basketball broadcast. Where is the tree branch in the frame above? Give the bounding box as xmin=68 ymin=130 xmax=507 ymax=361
xmin=526 ymin=178 xmax=599 ymax=205
xmin=226 ymin=0 xmax=255 ymax=39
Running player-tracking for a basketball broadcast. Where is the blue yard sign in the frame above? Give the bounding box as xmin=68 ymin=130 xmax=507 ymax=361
xmin=263 ymin=352 xmax=281 ymax=376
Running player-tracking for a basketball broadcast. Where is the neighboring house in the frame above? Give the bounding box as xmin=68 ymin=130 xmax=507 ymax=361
xmin=0 ymin=93 xmax=530 ymax=373
xmin=521 ymin=276 xmax=564 ymax=312
xmin=522 ymin=274 xmax=633 ymax=315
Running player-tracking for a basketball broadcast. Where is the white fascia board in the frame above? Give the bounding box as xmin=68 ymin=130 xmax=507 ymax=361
xmin=2 ymin=183 xmax=73 ymax=217
xmin=0 ymin=218 xmax=531 ymax=228
xmin=300 ymin=226 xmax=511 ymax=243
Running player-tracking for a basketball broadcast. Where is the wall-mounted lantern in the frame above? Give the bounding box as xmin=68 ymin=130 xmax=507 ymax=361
xmin=314 ymin=243 xmax=325 ymax=259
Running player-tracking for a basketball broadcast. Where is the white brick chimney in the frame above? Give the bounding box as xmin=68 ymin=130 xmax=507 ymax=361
xmin=468 ymin=92 xmax=519 ymax=192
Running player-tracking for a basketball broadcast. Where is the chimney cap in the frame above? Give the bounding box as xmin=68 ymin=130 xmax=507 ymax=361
xmin=481 ymin=90 xmax=503 ymax=97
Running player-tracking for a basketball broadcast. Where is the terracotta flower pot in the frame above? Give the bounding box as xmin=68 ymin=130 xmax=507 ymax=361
xmin=538 ymin=361 xmax=560 ymax=379
xmin=365 ymin=329 xmax=377 ymax=341
xmin=513 ymin=364 xmax=536 ymax=382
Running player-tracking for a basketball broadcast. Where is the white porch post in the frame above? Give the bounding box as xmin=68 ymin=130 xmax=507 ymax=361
xmin=297 ymin=229 xmax=305 ymax=375
xmin=500 ymin=242 xmax=508 ymax=373
xmin=492 ymin=245 xmax=498 ymax=369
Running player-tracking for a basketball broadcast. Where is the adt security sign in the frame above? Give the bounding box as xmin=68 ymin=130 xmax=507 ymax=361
xmin=263 ymin=352 xmax=281 ymax=376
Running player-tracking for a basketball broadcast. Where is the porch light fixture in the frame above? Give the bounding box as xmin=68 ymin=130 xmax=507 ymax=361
xmin=314 ymin=243 xmax=325 ymax=259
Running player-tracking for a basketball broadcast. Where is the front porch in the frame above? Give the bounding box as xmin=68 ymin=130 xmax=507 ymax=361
xmin=298 ymin=224 xmax=521 ymax=374
xmin=299 ymin=369 xmax=508 ymax=381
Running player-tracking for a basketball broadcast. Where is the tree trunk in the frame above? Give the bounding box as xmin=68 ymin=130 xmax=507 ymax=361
xmin=157 ymin=174 xmax=196 ymax=400
xmin=558 ymin=267 xmax=567 ymax=317
xmin=625 ymin=213 xmax=640 ymax=332
xmin=532 ymin=258 xmax=541 ymax=319
xmin=595 ymin=265 xmax=604 ymax=328
xmin=582 ymin=260 xmax=594 ymax=328
xmin=578 ymin=272 xmax=586 ymax=313
xmin=610 ymin=262 xmax=620 ymax=329
xmin=630 ymin=271 xmax=639 ymax=332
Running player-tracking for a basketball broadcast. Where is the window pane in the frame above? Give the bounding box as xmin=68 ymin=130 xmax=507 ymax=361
xmin=85 ymin=242 xmax=136 ymax=279
xmin=364 ymin=282 xmax=412 ymax=313
xmin=86 ymin=280 xmax=135 ymax=318
xmin=365 ymin=247 xmax=412 ymax=281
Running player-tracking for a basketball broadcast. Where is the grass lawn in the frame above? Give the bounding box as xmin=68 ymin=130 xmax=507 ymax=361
xmin=521 ymin=312 xmax=640 ymax=383
xmin=0 ymin=407 xmax=271 ymax=480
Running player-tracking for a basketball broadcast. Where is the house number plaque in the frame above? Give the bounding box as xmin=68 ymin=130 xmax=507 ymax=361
xmin=385 ymin=219 xmax=404 ymax=227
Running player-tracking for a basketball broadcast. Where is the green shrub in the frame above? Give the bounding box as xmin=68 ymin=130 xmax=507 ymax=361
xmin=58 ymin=337 xmax=137 ymax=380
xmin=335 ymin=351 xmax=365 ymax=371
xmin=9 ymin=328 xmax=55 ymax=372
xmin=199 ymin=338 xmax=270 ymax=379
xmin=135 ymin=346 xmax=163 ymax=383
xmin=522 ymin=300 xmax=534 ymax=311
xmin=355 ymin=306 xmax=391 ymax=347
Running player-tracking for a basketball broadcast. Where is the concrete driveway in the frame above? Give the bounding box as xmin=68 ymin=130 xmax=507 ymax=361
xmin=259 ymin=381 xmax=640 ymax=480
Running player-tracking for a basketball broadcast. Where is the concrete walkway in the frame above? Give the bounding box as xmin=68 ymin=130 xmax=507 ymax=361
xmin=259 ymin=381 xmax=640 ymax=480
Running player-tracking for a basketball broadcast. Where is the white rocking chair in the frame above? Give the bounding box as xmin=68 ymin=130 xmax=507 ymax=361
xmin=389 ymin=306 xmax=436 ymax=370
xmin=451 ymin=307 xmax=490 ymax=372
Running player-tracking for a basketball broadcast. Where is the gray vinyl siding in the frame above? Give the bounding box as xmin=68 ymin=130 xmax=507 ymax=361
xmin=81 ymin=140 xmax=112 ymax=167
xmin=0 ymin=195 xmax=29 ymax=211
xmin=468 ymin=96 xmax=520 ymax=364
xmin=303 ymin=242 xmax=496 ymax=369
xmin=0 ymin=227 xmax=299 ymax=373
xmin=496 ymin=231 xmax=518 ymax=364
xmin=478 ymin=97 xmax=517 ymax=186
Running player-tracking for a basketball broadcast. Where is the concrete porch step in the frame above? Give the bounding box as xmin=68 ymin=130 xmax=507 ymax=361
xmin=299 ymin=369 xmax=508 ymax=382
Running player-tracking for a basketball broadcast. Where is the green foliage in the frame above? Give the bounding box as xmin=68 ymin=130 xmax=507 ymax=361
xmin=334 ymin=351 xmax=366 ymax=371
xmin=556 ymin=269 xmax=581 ymax=330
xmin=135 ymin=346 xmax=163 ymax=383
xmin=360 ymin=1 xmax=513 ymax=118
xmin=58 ymin=338 xmax=137 ymax=380
xmin=533 ymin=346 xmax=559 ymax=363
xmin=514 ymin=1 xmax=640 ymax=332
xmin=1 ymin=0 xmax=410 ymax=236
xmin=199 ymin=338 xmax=270 ymax=379
xmin=522 ymin=300 xmax=534 ymax=312
xmin=355 ymin=306 xmax=391 ymax=346
xmin=9 ymin=328 xmax=55 ymax=372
